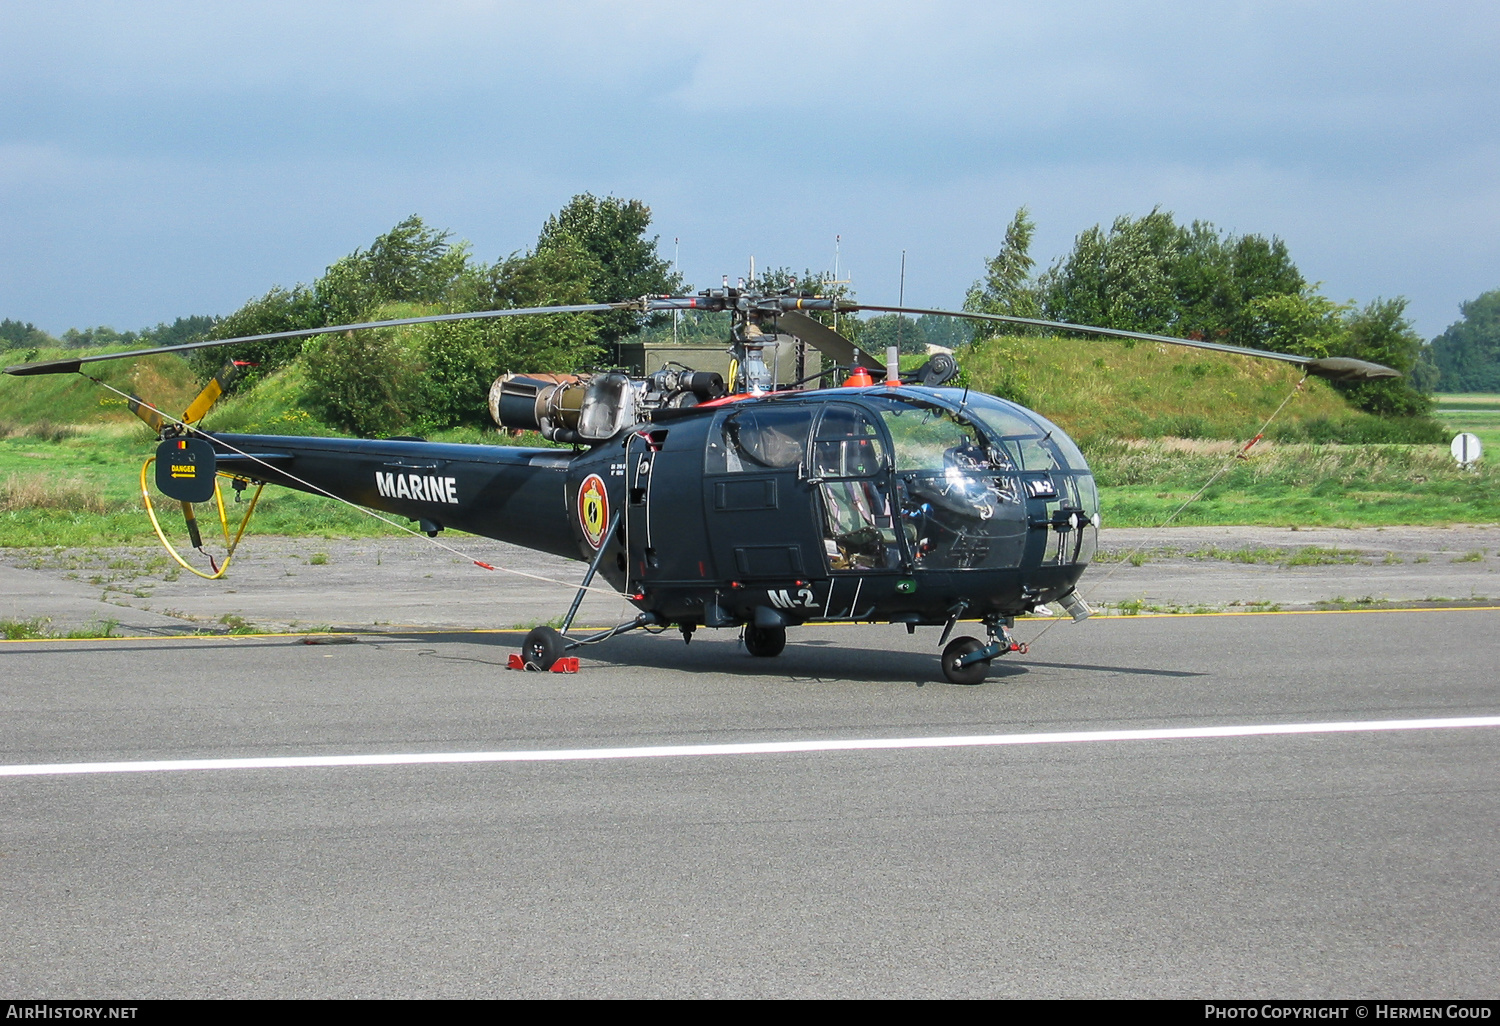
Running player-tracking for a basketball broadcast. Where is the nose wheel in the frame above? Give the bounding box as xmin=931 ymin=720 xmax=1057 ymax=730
xmin=941 ymin=636 xmax=989 ymax=685
xmin=939 ymin=620 xmax=1024 ymax=685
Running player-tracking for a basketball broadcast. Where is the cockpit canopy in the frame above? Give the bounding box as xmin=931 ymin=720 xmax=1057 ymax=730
xmin=704 ymin=387 xmax=1098 ymax=571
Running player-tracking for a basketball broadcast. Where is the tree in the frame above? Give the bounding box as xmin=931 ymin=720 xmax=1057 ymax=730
xmin=303 ymin=238 xmax=607 ymax=437
xmin=1239 ymin=292 xmax=1349 ymax=359
xmin=536 ymin=194 xmax=684 ymax=356
xmin=916 ymin=314 xmax=972 ymax=350
xmin=1172 ymin=224 xmax=1305 ymax=345
xmin=139 ymin=315 xmax=219 ymax=348
xmin=860 ymin=315 xmax=928 ymax=355
xmin=61 ymin=325 xmax=139 ymax=349
xmin=420 ymin=238 xmax=604 ymax=429
xmin=1040 ymin=208 xmax=1180 ymax=335
xmin=301 ymin=323 xmax=436 ymax=438
xmin=198 ymin=216 xmax=468 ymax=382
xmin=1331 ymin=298 xmax=1432 ymax=417
xmin=0 ymin=319 xmax=55 ymax=349
xmin=1035 ymin=208 xmax=1310 ymax=350
xmin=1410 ymin=346 xmax=1441 ymax=394
xmin=1429 ymin=288 xmax=1500 ymax=392
xmin=194 ymin=284 xmax=324 ymax=380
xmin=966 ymin=207 xmax=1041 ymax=323
xmin=316 ymin=215 xmax=469 ymax=325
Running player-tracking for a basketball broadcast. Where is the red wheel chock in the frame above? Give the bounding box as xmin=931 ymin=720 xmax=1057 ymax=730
xmin=507 ymin=653 xmax=580 ymax=673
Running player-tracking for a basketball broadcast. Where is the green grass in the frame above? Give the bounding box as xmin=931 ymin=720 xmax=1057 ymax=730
xmin=0 ymin=416 xmax=556 ymax=547
xmin=1432 ymin=393 xmax=1500 ymax=454
xmin=0 ymin=616 xmax=120 ymax=640
xmin=1100 ymin=545 xmax=1380 ymax=567
xmin=1087 ymin=439 xmax=1500 ymax=527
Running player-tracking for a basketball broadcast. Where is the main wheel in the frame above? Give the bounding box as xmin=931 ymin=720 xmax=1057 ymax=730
xmin=941 ymin=636 xmax=989 ymax=685
xmin=522 ymin=625 xmax=567 ymax=670
xmin=744 ymin=624 xmax=787 ymax=658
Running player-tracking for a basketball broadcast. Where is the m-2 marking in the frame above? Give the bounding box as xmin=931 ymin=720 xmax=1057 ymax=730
xmin=767 ymin=587 xmax=818 ymax=610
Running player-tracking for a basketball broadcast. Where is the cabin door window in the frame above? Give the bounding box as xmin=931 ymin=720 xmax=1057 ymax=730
xmin=811 ymin=405 xmax=901 ymax=572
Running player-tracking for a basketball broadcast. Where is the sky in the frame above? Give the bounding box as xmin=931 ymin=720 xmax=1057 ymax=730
xmin=3 ymin=1 xmax=1497 ymax=341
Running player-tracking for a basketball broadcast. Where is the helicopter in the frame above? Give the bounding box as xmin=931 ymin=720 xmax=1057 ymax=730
xmin=4 ymin=285 xmax=1398 ymax=684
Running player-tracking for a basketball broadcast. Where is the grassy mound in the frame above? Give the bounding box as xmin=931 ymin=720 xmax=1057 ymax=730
xmin=960 ymin=334 xmax=1443 ymax=444
xmin=0 ymin=347 xmax=205 ymax=430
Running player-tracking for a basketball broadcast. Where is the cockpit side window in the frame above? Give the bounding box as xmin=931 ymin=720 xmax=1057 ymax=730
xmin=811 ymin=406 xmax=887 ymax=479
xmin=706 ymin=406 xmax=814 ymax=473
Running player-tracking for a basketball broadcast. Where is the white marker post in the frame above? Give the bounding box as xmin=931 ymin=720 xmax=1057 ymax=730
xmin=1451 ymin=432 xmax=1483 ymax=468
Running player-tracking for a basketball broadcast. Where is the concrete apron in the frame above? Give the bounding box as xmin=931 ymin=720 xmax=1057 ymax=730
xmin=1 ymin=525 xmax=1497 ymax=636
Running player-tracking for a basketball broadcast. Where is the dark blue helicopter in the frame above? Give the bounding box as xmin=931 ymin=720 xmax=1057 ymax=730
xmin=5 ymin=287 xmax=1396 ymax=683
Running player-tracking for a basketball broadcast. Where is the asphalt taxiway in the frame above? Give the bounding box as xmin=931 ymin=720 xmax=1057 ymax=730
xmin=2 ymin=605 xmax=1497 ymax=997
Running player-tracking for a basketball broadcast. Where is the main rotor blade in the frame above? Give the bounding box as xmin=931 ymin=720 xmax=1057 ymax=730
xmin=847 ymin=304 xmax=1401 ymax=381
xmin=3 ymin=302 xmax=630 ymax=377
xmin=777 ymin=311 xmax=882 ymax=370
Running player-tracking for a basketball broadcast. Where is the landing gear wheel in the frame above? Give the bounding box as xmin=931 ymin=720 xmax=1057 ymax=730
xmin=941 ymin=635 xmax=989 ymax=685
xmin=522 ymin=625 xmax=567 ymax=670
xmin=744 ymin=624 xmax=787 ymax=658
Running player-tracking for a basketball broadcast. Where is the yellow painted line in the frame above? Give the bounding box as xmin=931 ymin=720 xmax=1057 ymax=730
xmin=1078 ymin=605 xmax=1500 ymax=620
xmin=2 ymin=606 xmax=1497 ymax=645
xmin=0 ymin=626 xmax=604 ymax=645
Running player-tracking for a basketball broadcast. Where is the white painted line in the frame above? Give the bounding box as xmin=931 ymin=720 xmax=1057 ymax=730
xmin=4 ymin=715 xmax=1499 ymax=779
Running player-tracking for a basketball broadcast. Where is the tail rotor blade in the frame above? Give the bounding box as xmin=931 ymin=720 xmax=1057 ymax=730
xmin=182 ymin=359 xmax=248 ymax=426
xmin=127 ymin=396 xmax=167 ymax=433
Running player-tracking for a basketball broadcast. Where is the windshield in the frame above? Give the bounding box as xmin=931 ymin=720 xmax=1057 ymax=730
xmin=868 ymin=392 xmax=1098 ymax=569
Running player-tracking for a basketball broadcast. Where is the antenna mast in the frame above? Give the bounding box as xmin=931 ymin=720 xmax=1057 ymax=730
xmin=896 ymin=250 xmax=906 ymax=354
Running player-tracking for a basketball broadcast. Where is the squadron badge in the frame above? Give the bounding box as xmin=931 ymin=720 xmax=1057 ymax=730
xmin=578 ymin=473 xmax=609 ymax=550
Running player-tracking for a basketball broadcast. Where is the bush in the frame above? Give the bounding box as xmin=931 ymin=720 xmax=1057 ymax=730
xmin=302 ymin=325 xmax=437 ymax=437
xmin=1268 ymin=416 xmax=1447 ymax=445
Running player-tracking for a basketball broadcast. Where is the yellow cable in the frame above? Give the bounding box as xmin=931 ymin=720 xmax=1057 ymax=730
xmin=140 ymin=457 xmax=264 ymax=580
